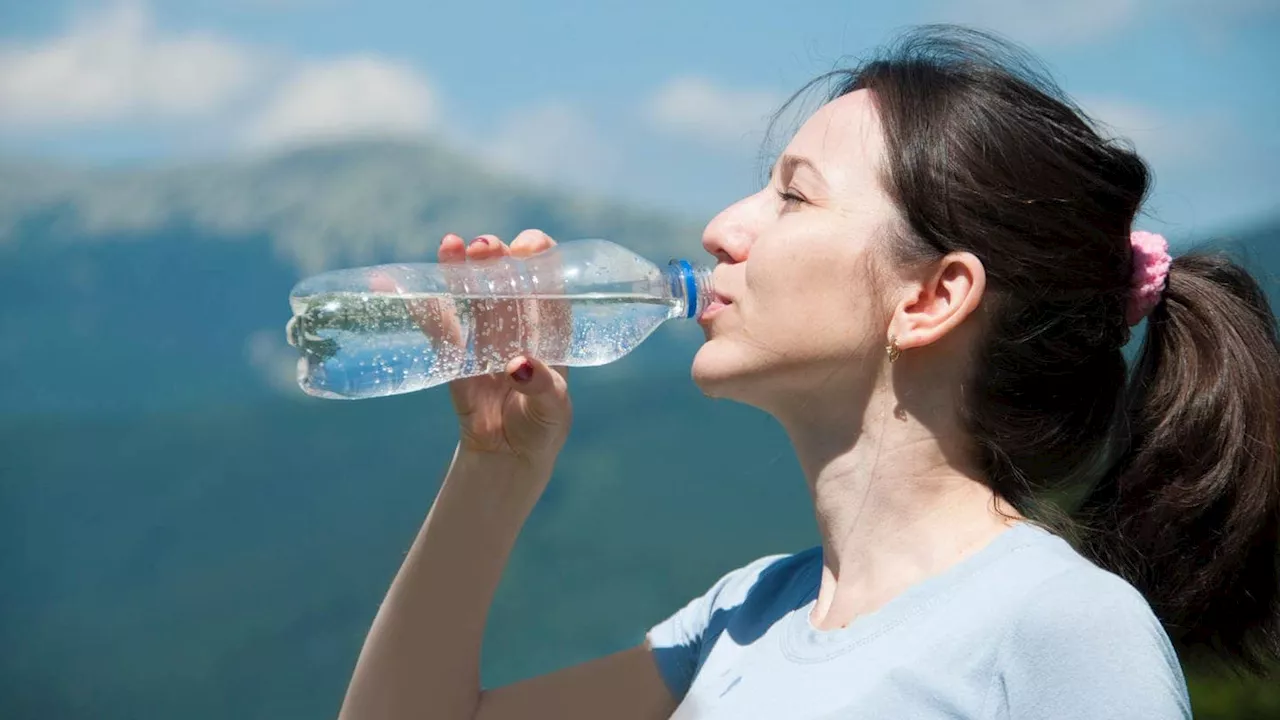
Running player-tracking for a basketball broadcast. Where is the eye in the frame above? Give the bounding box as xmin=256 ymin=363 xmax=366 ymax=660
xmin=775 ymin=188 xmax=807 ymax=208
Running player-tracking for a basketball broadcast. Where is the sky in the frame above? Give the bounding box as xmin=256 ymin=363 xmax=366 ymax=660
xmin=0 ymin=0 xmax=1277 ymax=237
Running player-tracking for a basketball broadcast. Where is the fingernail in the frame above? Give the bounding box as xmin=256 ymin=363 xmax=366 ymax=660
xmin=470 ymin=237 xmax=489 ymax=248
xmin=442 ymin=233 xmax=458 ymax=245
xmin=511 ymin=361 xmax=534 ymax=383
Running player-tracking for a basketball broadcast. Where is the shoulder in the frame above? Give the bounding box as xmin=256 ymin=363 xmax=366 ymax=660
xmin=1006 ymin=560 xmax=1169 ymax=649
xmin=987 ymin=552 xmax=1191 ymax=718
xmin=975 ymin=523 xmax=1169 ymax=637
xmin=701 ymin=547 xmax=820 ymax=612
xmin=990 ymin=524 xmax=1179 ymax=669
xmin=647 ymin=548 xmax=820 ymax=700
xmin=647 ymin=548 xmax=819 ymax=646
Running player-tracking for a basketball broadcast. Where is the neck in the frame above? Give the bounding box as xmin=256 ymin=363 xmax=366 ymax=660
xmin=775 ymin=374 xmax=1021 ymax=631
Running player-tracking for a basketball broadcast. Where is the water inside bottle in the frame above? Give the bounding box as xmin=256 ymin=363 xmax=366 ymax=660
xmin=287 ymin=291 xmax=674 ymax=399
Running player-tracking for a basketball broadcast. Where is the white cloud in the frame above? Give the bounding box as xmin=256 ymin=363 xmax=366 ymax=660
xmin=1076 ymin=97 xmax=1274 ymax=235
xmin=0 ymin=2 xmax=437 ymax=150
xmin=933 ymin=0 xmax=1141 ymax=46
xmin=244 ymin=328 xmax=304 ymax=396
xmin=0 ymin=1 xmax=256 ymax=126
xmin=0 ymin=2 xmax=618 ymax=198
xmin=1080 ymin=97 xmax=1224 ymax=167
xmin=241 ymin=56 xmax=435 ymax=149
xmin=647 ymin=77 xmax=782 ymax=150
xmin=480 ymin=102 xmax=617 ymax=190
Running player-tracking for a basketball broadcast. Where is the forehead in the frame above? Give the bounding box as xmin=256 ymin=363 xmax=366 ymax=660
xmin=785 ymin=89 xmax=886 ymax=184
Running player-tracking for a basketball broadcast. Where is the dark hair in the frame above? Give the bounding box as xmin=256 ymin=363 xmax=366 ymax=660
xmin=776 ymin=26 xmax=1280 ymax=672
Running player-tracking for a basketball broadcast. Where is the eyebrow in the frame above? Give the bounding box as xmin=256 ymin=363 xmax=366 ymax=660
xmin=773 ymin=154 xmax=829 ymax=189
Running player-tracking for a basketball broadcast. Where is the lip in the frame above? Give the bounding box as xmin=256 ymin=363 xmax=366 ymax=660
xmin=698 ymin=298 xmax=731 ymax=324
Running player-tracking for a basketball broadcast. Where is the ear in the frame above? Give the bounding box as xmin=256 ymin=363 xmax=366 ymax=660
xmin=889 ymin=252 xmax=986 ymax=352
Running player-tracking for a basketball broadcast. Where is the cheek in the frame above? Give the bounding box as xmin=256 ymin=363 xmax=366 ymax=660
xmin=745 ymin=251 xmax=873 ymax=355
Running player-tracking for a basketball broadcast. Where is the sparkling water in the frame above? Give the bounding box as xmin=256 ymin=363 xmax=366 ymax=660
xmin=287 ymin=291 xmax=675 ymax=399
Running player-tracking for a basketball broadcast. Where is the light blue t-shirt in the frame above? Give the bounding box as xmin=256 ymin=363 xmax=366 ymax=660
xmin=647 ymin=523 xmax=1191 ymax=719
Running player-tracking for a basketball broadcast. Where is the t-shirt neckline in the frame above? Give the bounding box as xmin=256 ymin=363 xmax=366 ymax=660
xmin=780 ymin=522 xmax=1044 ymax=663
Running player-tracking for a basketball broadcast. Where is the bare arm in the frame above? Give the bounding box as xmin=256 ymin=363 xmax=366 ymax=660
xmin=339 ymin=230 xmax=678 ymax=720
xmin=338 ymin=448 xmax=676 ymax=720
xmin=477 ymin=643 xmax=674 ymax=720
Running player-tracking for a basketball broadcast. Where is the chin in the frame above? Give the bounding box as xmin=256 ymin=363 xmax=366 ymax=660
xmin=691 ymin=341 xmax=766 ymax=402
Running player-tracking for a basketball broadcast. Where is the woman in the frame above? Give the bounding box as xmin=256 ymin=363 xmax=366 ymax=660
xmin=339 ymin=27 xmax=1279 ymax=719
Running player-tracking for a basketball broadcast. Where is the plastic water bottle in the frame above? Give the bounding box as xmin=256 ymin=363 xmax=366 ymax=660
xmin=285 ymin=239 xmax=714 ymax=399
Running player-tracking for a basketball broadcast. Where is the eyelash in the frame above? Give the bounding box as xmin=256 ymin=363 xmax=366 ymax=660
xmin=775 ymin=188 xmax=806 ymax=207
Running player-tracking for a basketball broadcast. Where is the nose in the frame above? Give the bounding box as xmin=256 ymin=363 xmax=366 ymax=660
xmin=701 ymin=194 xmax=759 ymax=264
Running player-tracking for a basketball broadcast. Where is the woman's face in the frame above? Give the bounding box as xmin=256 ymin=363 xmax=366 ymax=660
xmin=693 ymin=90 xmax=905 ymax=410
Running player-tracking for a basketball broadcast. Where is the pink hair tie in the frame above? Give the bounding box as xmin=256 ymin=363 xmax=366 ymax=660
xmin=1125 ymin=230 xmax=1172 ymax=326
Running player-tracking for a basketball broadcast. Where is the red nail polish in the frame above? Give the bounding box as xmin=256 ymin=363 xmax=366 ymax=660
xmin=470 ymin=237 xmax=489 ymax=248
xmin=511 ymin=362 xmax=534 ymax=383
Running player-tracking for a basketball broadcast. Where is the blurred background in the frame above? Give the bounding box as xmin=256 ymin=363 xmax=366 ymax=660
xmin=0 ymin=1 xmax=1276 ymax=718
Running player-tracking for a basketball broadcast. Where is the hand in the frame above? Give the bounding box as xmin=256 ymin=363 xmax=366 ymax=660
xmin=426 ymin=230 xmax=574 ymax=466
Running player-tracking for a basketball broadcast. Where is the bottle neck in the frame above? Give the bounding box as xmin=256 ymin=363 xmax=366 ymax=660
xmin=664 ymin=260 xmax=714 ymax=320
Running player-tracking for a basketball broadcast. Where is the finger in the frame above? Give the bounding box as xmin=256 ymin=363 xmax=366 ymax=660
xmin=421 ymin=236 xmax=466 ymax=349
xmin=368 ymin=250 xmax=463 ymax=356
xmin=430 ymin=233 xmax=469 ymax=348
xmin=510 ymin=228 xmax=555 ymax=258
xmin=465 ymin=236 xmax=526 ymax=375
xmin=464 ymin=234 xmax=505 ymax=261
xmin=367 ymin=271 xmax=397 ymax=294
xmin=435 ymin=233 xmax=468 ymax=351
xmin=512 ymin=232 xmax=571 ymax=365
xmin=439 ymin=232 xmax=467 ymax=263
xmin=504 ymin=356 xmax=570 ymax=418
xmin=508 ymin=230 xmax=555 ymax=364
xmin=378 ymin=235 xmax=465 ymax=356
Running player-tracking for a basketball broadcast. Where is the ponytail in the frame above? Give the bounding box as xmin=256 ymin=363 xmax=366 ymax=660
xmin=1079 ymin=252 xmax=1280 ymax=671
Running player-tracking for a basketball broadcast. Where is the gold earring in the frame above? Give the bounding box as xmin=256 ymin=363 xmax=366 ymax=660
xmin=886 ymin=335 xmax=902 ymax=363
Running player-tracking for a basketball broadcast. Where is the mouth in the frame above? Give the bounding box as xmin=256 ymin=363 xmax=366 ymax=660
xmin=698 ymin=292 xmax=733 ymax=324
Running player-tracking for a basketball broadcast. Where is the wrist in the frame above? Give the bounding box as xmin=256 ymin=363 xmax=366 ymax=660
xmin=449 ymin=444 xmax=557 ymax=490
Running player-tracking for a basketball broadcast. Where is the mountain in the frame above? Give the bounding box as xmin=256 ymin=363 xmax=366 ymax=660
xmin=0 ymin=145 xmax=1277 ymax=719
xmin=0 ymin=139 xmax=702 ymax=416
xmin=0 ymin=139 xmax=700 ymax=274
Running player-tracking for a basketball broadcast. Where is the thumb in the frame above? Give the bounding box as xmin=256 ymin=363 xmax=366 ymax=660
xmin=504 ymin=356 xmax=569 ymax=415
